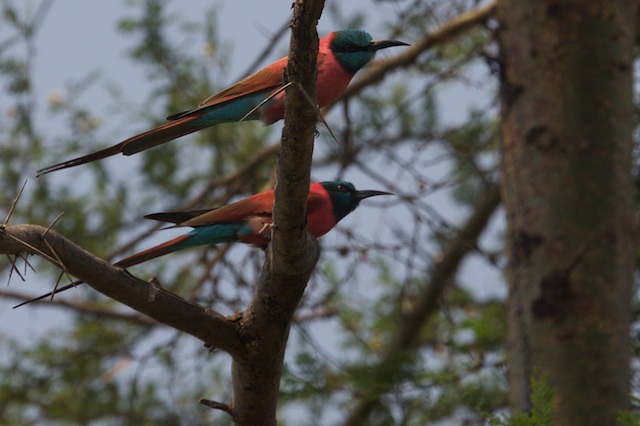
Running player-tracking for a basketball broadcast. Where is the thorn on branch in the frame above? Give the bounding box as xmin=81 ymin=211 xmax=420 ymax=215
xmin=3 ymin=180 xmax=28 ymax=227
xmin=146 ymin=275 xmax=163 ymax=303
xmin=291 ymin=81 xmax=338 ymax=146
xmin=48 ymin=270 xmax=74 ymax=301
xmin=239 ymin=81 xmax=293 ymax=122
xmin=1 ymin=181 xmax=68 ymax=270
xmin=41 ymin=238 xmax=74 ymax=292
xmin=5 ymin=255 xmax=25 ymax=283
xmin=41 ymin=212 xmax=64 ymax=238
xmin=204 ymin=343 xmax=218 ymax=354
xmin=198 ymin=398 xmax=233 ymax=417
xmin=4 ymin=232 xmax=60 ymax=266
xmin=149 ymin=275 xmax=163 ymax=288
xmin=20 ymin=253 xmax=36 ymax=274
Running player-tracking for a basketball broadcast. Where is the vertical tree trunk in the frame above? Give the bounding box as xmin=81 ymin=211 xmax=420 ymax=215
xmin=498 ymin=1 xmax=637 ymax=424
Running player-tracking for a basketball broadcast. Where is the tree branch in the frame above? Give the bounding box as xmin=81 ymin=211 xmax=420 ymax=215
xmin=0 ymin=224 xmax=243 ymax=357
xmin=226 ymin=1 xmax=325 ymax=424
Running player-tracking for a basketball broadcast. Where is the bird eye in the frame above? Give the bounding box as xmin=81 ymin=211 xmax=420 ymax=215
xmin=337 ymin=184 xmax=348 ymax=192
xmin=345 ymin=43 xmax=357 ymax=52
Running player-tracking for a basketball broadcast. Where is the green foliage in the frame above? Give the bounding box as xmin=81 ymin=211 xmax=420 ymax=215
xmin=280 ymin=257 xmax=510 ymax=423
xmin=446 ymin=111 xmax=499 ymax=207
xmin=617 ymin=395 xmax=640 ymax=426
xmin=489 ymin=372 xmax=554 ymax=426
xmin=618 ymin=410 xmax=640 ymax=426
xmin=0 ymin=0 xmax=519 ymax=424
xmin=0 ymin=320 xmax=185 ymax=425
xmin=0 ymin=0 xmax=631 ymax=424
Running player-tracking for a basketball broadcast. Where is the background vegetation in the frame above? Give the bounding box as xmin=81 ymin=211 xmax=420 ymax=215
xmin=0 ymin=0 xmax=635 ymax=424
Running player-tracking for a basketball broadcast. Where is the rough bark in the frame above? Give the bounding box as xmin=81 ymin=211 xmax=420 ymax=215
xmin=0 ymin=2 xmax=326 ymax=423
xmin=498 ymin=1 xmax=636 ymax=423
xmin=0 ymin=224 xmax=242 ymax=355
xmin=228 ymin=1 xmax=324 ymax=424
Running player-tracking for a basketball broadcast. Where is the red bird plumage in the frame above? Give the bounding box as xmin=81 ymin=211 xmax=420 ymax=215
xmin=14 ymin=181 xmax=392 ymax=308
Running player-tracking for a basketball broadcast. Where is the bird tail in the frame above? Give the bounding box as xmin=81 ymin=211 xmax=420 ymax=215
xmin=36 ymin=115 xmax=205 ymax=176
xmin=120 ymin=115 xmax=206 ymax=156
xmin=36 ymin=143 xmax=127 ymax=176
xmin=115 ymin=234 xmax=193 ymax=268
xmin=13 ymin=234 xmax=194 ymax=309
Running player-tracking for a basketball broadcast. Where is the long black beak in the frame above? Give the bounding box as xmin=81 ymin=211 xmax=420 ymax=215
xmin=368 ymin=39 xmax=410 ymax=51
xmin=355 ymin=190 xmax=394 ymax=200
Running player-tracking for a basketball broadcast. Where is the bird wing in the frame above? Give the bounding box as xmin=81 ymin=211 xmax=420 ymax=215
xmin=166 ymin=184 xmax=325 ymax=228
xmin=167 ymin=57 xmax=288 ymax=120
xmin=144 ymin=209 xmax=216 ymax=224
xmin=179 ymin=191 xmax=275 ymax=227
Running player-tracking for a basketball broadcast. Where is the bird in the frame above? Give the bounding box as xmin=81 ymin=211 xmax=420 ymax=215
xmin=14 ymin=181 xmax=392 ymax=307
xmin=37 ymin=30 xmax=409 ymax=175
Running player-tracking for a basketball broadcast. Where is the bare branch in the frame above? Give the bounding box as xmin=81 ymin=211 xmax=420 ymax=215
xmin=0 ymin=224 xmax=243 ymax=356
xmin=226 ymin=1 xmax=325 ymax=424
xmin=5 ymin=254 xmax=31 ymax=283
xmin=3 ymin=180 xmax=28 ymax=226
xmin=199 ymin=398 xmax=234 ymax=418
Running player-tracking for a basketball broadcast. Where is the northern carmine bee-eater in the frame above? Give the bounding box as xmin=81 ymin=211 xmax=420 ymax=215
xmin=37 ymin=30 xmax=408 ymax=175
xmin=15 ymin=181 xmax=392 ymax=307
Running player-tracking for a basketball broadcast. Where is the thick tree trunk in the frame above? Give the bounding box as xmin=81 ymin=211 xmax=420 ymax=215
xmin=498 ymin=1 xmax=637 ymax=424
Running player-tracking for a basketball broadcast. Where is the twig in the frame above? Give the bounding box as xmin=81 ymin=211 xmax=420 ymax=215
xmin=40 ymin=239 xmax=74 ymax=299
xmin=0 ymin=224 xmax=243 ymax=355
xmin=239 ymin=82 xmax=292 ymax=122
xmin=3 ymin=180 xmax=28 ymax=226
xmin=5 ymin=255 xmax=25 ymax=283
xmin=3 ymin=232 xmax=60 ymax=266
xmin=292 ymin=81 xmax=339 ymax=145
xmin=198 ymin=398 xmax=234 ymax=417
xmin=40 ymin=212 xmax=64 ymax=238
